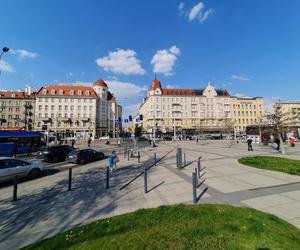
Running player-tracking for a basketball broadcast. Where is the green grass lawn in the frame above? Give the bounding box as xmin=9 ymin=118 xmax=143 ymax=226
xmin=24 ymin=204 xmax=300 ymax=250
xmin=239 ymin=156 xmax=300 ymax=176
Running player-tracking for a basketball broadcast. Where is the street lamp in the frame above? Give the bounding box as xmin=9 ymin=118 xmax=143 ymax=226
xmin=0 ymin=47 xmax=10 ymax=90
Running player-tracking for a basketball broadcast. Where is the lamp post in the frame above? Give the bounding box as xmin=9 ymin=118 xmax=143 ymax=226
xmin=0 ymin=47 xmax=10 ymax=89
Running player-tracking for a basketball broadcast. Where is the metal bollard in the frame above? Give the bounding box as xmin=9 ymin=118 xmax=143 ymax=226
xmin=68 ymin=167 xmax=72 ymax=191
xmin=138 ymin=151 xmax=140 ymax=163
xmin=192 ymin=172 xmax=197 ymax=204
xmin=195 ymin=168 xmax=198 ymax=187
xmin=184 ymin=152 xmax=186 ymax=166
xmin=177 ymin=148 xmax=182 ymax=168
xmin=12 ymin=175 xmax=18 ymax=201
xmin=154 ymin=152 xmax=157 ymax=166
xmin=127 ymin=149 xmax=130 ymax=161
xmin=106 ymin=166 xmax=110 ymax=189
xmin=197 ymin=157 xmax=201 ymax=179
xmin=144 ymin=166 xmax=148 ymax=193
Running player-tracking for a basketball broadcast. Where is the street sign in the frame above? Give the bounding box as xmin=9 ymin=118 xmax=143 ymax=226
xmin=124 ymin=119 xmax=129 ymax=123
xmin=136 ymin=117 xmax=140 ymax=122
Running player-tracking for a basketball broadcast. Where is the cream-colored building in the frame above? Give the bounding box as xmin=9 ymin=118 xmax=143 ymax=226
xmin=0 ymin=88 xmax=35 ymax=130
xmin=274 ymin=101 xmax=300 ymax=126
xmin=34 ymin=79 xmax=122 ymax=139
xmin=139 ymin=79 xmax=264 ymax=136
xmin=231 ymin=97 xmax=264 ymax=134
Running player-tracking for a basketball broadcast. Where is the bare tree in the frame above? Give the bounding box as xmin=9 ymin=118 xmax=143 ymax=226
xmin=223 ymin=112 xmax=234 ymax=140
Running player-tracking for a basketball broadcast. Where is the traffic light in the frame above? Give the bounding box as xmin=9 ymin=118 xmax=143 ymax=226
xmin=139 ymin=114 xmax=143 ymax=121
xmin=42 ymin=125 xmax=47 ymax=130
xmin=129 ymin=115 xmax=132 ymax=121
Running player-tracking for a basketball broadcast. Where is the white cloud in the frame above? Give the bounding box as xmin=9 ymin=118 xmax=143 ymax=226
xmin=199 ymin=9 xmax=214 ymax=23
xmin=178 ymin=2 xmax=185 ymax=15
xmin=165 ymin=84 xmax=180 ymax=89
xmin=189 ymin=2 xmax=204 ymax=21
xmin=95 ymin=49 xmax=146 ymax=75
xmin=123 ymin=103 xmax=142 ymax=117
xmin=231 ymin=75 xmax=250 ymax=81
xmin=0 ymin=60 xmax=15 ymax=73
xmin=11 ymin=49 xmax=38 ymax=59
xmin=105 ymin=80 xmax=147 ymax=99
xmin=180 ymin=2 xmax=213 ymax=23
xmin=151 ymin=46 xmax=181 ymax=76
xmin=67 ymin=72 xmax=74 ymax=77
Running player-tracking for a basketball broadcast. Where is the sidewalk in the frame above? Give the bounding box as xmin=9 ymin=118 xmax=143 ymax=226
xmin=1 ymin=140 xmax=300 ymax=249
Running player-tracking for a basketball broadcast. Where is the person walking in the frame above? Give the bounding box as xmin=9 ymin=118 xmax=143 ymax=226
xmin=88 ymin=138 xmax=91 ymax=147
xmin=71 ymin=139 xmax=75 ymax=147
xmin=108 ymin=151 xmax=119 ymax=172
xmin=274 ymin=138 xmax=280 ymax=151
xmin=290 ymin=136 xmax=295 ymax=147
xmin=247 ymin=138 xmax=253 ymax=151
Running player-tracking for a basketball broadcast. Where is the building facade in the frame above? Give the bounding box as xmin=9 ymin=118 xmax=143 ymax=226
xmin=34 ymin=79 xmax=122 ymax=139
xmin=274 ymin=101 xmax=300 ymax=127
xmin=139 ymin=79 xmax=264 ymax=136
xmin=0 ymin=89 xmax=35 ymax=130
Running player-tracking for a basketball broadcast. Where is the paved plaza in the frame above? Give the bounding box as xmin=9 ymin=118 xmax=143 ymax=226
xmin=1 ymin=140 xmax=300 ymax=249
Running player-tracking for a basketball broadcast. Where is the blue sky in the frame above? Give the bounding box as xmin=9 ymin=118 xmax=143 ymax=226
xmin=1 ymin=0 xmax=300 ymax=116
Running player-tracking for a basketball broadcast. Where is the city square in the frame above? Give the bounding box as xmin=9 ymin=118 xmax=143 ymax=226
xmin=1 ymin=140 xmax=300 ymax=249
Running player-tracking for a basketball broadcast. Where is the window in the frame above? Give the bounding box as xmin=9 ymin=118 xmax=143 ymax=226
xmin=78 ymin=90 xmax=82 ymax=95
xmin=70 ymin=90 xmax=75 ymax=95
xmin=59 ymin=90 xmax=64 ymax=95
xmin=51 ymin=105 xmax=54 ymax=111
xmin=43 ymin=89 xmax=48 ymax=95
xmin=16 ymin=101 xmax=20 ymax=106
xmin=51 ymin=113 xmax=54 ymax=118
xmin=65 ymin=106 xmax=68 ymax=111
xmin=71 ymin=106 xmax=74 ymax=111
xmin=38 ymin=113 xmax=42 ymax=118
xmin=86 ymin=90 xmax=90 ymax=96
xmin=51 ymin=89 xmax=55 ymax=95
xmin=59 ymin=105 xmax=62 ymax=111
xmin=16 ymin=107 xmax=20 ymax=112
xmin=39 ymin=105 xmax=42 ymax=111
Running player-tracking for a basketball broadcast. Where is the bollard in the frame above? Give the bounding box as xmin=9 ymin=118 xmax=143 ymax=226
xmin=184 ymin=152 xmax=186 ymax=167
xmin=144 ymin=166 xmax=148 ymax=193
xmin=106 ymin=166 xmax=110 ymax=189
xmin=68 ymin=167 xmax=72 ymax=191
xmin=127 ymin=149 xmax=130 ymax=161
xmin=154 ymin=152 xmax=157 ymax=166
xmin=177 ymin=148 xmax=182 ymax=168
xmin=197 ymin=157 xmax=201 ymax=179
xmin=12 ymin=175 xmax=18 ymax=201
xmin=138 ymin=151 xmax=141 ymax=163
xmin=192 ymin=172 xmax=197 ymax=204
xmin=195 ymin=168 xmax=198 ymax=187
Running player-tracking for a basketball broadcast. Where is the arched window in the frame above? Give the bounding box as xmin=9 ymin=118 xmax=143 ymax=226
xmin=70 ymin=90 xmax=75 ymax=95
xmin=78 ymin=90 xmax=82 ymax=95
xmin=59 ymin=90 xmax=64 ymax=95
xmin=51 ymin=90 xmax=55 ymax=95
xmin=85 ymin=90 xmax=90 ymax=96
xmin=43 ymin=89 xmax=48 ymax=95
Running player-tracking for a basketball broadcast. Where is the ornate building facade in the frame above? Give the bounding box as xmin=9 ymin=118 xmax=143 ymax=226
xmin=139 ymin=79 xmax=264 ymax=136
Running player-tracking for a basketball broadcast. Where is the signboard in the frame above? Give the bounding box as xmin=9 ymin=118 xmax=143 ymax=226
xmin=136 ymin=117 xmax=140 ymax=122
xmin=124 ymin=119 xmax=129 ymax=123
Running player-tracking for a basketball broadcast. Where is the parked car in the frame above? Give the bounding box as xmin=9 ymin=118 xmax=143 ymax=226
xmin=37 ymin=145 xmax=74 ymax=163
xmin=204 ymin=135 xmax=215 ymax=140
xmin=0 ymin=157 xmax=44 ymax=183
xmin=163 ymin=136 xmax=173 ymax=141
xmin=66 ymin=149 xmax=105 ymax=164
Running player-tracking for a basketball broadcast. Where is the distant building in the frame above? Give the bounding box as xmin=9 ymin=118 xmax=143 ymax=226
xmin=0 ymin=88 xmax=35 ymax=130
xmin=139 ymin=79 xmax=264 ymax=136
xmin=275 ymin=101 xmax=300 ymax=127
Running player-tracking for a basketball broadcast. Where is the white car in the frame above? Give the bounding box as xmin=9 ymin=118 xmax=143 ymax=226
xmin=99 ymin=136 xmax=110 ymax=140
xmin=0 ymin=157 xmax=44 ymax=183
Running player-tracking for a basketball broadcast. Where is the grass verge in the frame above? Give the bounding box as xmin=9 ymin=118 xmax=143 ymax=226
xmin=24 ymin=204 xmax=300 ymax=250
xmin=239 ymin=156 xmax=300 ymax=176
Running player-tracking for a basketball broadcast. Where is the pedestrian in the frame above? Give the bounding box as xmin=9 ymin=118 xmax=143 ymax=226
xmin=108 ymin=151 xmax=119 ymax=172
xmin=274 ymin=138 xmax=280 ymax=151
xmin=290 ymin=136 xmax=295 ymax=147
xmin=247 ymin=138 xmax=253 ymax=151
xmin=196 ymin=136 xmax=199 ymax=143
xmin=117 ymin=139 xmax=121 ymax=147
xmin=88 ymin=138 xmax=91 ymax=147
xmin=71 ymin=139 xmax=75 ymax=147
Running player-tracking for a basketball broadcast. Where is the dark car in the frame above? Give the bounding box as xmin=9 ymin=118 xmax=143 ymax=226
xmin=66 ymin=149 xmax=105 ymax=164
xmin=37 ymin=145 xmax=74 ymax=163
xmin=163 ymin=136 xmax=173 ymax=141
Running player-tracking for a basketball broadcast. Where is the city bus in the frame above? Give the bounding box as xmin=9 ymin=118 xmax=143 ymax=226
xmin=0 ymin=131 xmax=46 ymax=156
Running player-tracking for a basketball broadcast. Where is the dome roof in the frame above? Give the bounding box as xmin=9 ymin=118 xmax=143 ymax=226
xmin=150 ymin=79 xmax=161 ymax=91
xmin=93 ymin=79 xmax=108 ymax=87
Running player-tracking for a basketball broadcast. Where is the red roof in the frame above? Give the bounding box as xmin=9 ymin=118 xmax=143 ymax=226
xmin=36 ymin=85 xmax=97 ymax=97
xmin=94 ymin=79 xmax=108 ymax=87
xmin=161 ymin=88 xmax=196 ymax=96
xmin=149 ymin=79 xmax=161 ymax=91
xmin=0 ymin=91 xmax=33 ymax=98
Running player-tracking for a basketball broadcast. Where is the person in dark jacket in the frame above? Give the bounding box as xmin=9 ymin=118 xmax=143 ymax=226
xmin=247 ymin=138 xmax=253 ymax=151
xmin=274 ymin=138 xmax=280 ymax=151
